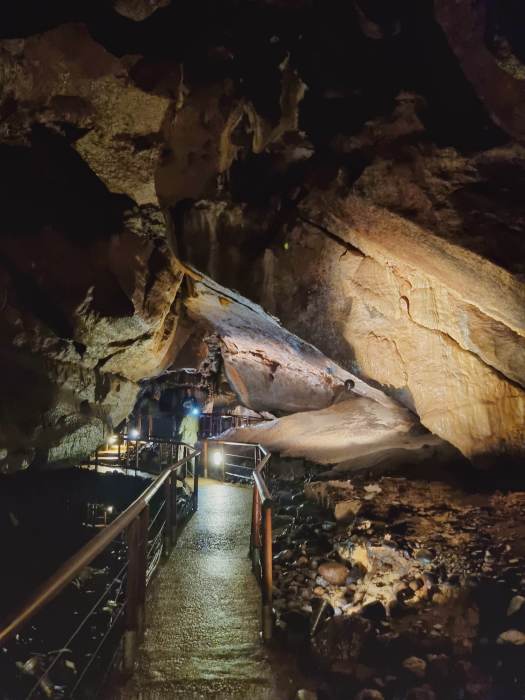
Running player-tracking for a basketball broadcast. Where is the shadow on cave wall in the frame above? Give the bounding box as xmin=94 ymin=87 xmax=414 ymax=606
xmin=0 ymin=1 xmax=511 ymax=149
xmin=451 ymin=159 xmax=525 ymax=278
xmin=0 ymin=125 xmax=126 ymax=243
xmin=0 ymin=125 xmax=135 ymax=321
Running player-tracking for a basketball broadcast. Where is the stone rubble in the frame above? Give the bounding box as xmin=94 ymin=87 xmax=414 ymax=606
xmin=270 ymin=473 xmax=525 ymax=699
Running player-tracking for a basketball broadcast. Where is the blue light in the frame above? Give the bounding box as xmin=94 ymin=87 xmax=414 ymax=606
xmin=191 ymin=407 xmax=200 ymax=416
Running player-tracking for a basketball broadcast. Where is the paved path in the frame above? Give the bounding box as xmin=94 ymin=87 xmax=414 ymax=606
xmin=112 ymin=480 xmax=291 ymax=700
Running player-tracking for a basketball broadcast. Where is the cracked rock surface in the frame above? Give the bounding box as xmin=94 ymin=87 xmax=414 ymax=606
xmin=1 ymin=0 xmax=524 ymax=469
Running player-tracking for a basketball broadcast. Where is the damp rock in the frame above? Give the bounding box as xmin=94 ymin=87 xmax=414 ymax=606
xmin=497 ymin=629 xmax=525 ymax=645
xmin=354 ymin=690 xmax=385 ymax=700
xmin=318 ymin=562 xmax=349 ymax=586
xmin=507 ymin=595 xmax=525 ymax=617
xmin=296 ymin=690 xmax=318 ymax=700
xmin=334 ymin=499 xmax=362 ymax=523
xmin=402 ymin=656 xmax=427 ymax=678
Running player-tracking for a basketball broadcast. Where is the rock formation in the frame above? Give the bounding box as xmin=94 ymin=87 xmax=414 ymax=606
xmin=224 ymin=399 xmax=460 ymax=472
xmin=0 ymin=1 xmax=524 ymax=470
xmin=183 ymin=267 xmax=403 ymax=415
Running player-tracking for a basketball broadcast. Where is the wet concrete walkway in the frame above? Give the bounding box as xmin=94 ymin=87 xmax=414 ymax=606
xmin=113 ymin=480 xmax=291 ymax=700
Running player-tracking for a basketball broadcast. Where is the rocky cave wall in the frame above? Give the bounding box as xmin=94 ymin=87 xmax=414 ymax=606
xmin=170 ymin=0 xmax=525 ymax=465
xmin=0 ymin=0 xmax=524 ymax=471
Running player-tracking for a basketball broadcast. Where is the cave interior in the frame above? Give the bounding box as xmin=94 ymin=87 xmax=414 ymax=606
xmin=0 ymin=1 xmax=525 ymax=699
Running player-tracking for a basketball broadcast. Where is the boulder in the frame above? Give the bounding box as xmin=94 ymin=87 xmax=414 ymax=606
xmin=335 ymin=499 xmax=362 ymax=523
xmin=318 ymin=562 xmax=349 ymax=586
xmin=403 ymin=656 xmax=427 ymax=679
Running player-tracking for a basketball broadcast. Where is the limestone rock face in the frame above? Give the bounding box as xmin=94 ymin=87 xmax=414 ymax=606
xmin=435 ymin=0 xmax=525 ymax=143
xmin=1 ymin=1 xmax=524 ymax=471
xmin=0 ymin=230 xmax=183 ymax=472
xmin=182 ymin=269 xmax=396 ymax=415
xmin=0 ymin=21 xmax=182 ymax=471
xmin=112 ymin=0 xmax=170 ymax=22
xmin=293 ymin=191 xmax=525 ymax=463
xmin=224 ymin=399 xmax=451 ymax=469
xmin=0 ymin=24 xmax=171 ymax=205
xmin=200 ymin=103 xmax=525 ymax=464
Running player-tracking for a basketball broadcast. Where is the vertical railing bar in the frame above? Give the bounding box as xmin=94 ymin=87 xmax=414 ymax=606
xmin=171 ymin=467 xmax=178 ymax=544
xmin=137 ymin=506 xmax=148 ymax=642
xmin=193 ymin=459 xmax=199 ymax=511
xmin=262 ymin=503 xmax=273 ymax=641
xmin=123 ymin=518 xmax=139 ymax=673
xmin=163 ymin=474 xmax=172 ymax=557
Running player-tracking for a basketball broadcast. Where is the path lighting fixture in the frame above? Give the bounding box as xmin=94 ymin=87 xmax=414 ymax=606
xmin=106 ymin=505 xmax=114 ymax=514
xmin=129 ymin=428 xmax=140 ymax=439
xmin=211 ymin=450 xmax=223 ymax=467
xmin=108 ymin=434 xmax=117 ymax=445
xmin=191 ymin=407 xmax=200 ymax=416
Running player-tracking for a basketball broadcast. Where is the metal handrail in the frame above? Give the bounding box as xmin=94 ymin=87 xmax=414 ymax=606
xmin=253 ymin=468 xmax=272 ymax=507
xmin=207 ymin=440 xmax=262 ymax=447
xmin=0 ymin=446 xmax=199 ymax=648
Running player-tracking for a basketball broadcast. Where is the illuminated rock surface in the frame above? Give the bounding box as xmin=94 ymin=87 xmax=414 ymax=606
xmin=225 ymin=400 xmax=457 ymax=471
xmin=183 ymin=271 xmax=405 ymax=416
xmin=0 ymin=1 xmax=524 ymax=468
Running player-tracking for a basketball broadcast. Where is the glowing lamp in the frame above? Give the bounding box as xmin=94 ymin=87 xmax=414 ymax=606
xmin=129 ymin=428 xmax=140 ymax=439
xmin=108 ymin=435 xmax=117 ymax=445
xmin=106 ymin=506 xmax=114 ymax=514
xmin=211 ymin=450 xmax=223 ymax=467
xmin=191 ymin=407 xmax=200 ymax=416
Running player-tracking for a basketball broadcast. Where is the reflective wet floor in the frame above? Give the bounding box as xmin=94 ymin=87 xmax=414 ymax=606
xmin=112 ymin=480 xmax=292 ymax=699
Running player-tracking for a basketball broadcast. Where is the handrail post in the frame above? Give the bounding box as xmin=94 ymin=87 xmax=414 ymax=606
xmin=251 ymin=487 xmax=261 ymax=575
xmin=137 ymin=507 xmax=148 ymax=642
xmin=171 ymin=470 xmax=178 ymax=543
xmin=202 ymin=439 xmax=208 ymax=479
xmin=254 ymin=488 xmax=261 ymax=550
xmin=249 ymin=485 xmax=257 ymax=560
xmin=193 ymin=461 xmax=199 ymax=511
xmin=124 ymin=506 xmax=148 ymax=672
xmin=261 ymin=503 xmax=273 ymax=641
xmin=163 ymin=474 xmax=172 ymax=557
xmin=135 ymin=439 xmax=139 ymax=473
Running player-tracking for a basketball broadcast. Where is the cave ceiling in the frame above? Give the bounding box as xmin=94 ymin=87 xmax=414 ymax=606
xmin=0 ymin=0 xmax=524 ymax=472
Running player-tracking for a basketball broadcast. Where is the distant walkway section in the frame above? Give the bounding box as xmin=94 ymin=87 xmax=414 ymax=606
xmin=112 ymin=480 xmax=287 ymax=700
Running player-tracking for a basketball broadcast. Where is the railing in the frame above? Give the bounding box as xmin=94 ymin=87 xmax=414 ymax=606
xmin=201 ymin=440 xmax=265 ymax=482
xmin=0 ymin=442 xmax=199 ymax=699
xmin=249 ymin=448 xmax=273 ymax=641
xmin=85 ymin=435 xmax=193 ymax=477
xmin=202 ymin=439 xmax=273 ymax=641
xmin=199 ymin=413 xmax=262 ymax=439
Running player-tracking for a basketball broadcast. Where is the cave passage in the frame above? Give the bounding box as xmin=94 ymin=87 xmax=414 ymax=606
xmin=1 ymin=1 xmax=525 ymax=699
xmin=111 ymin=480 xmax=290 ymax=700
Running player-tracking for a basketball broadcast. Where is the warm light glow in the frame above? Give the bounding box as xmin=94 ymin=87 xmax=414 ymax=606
xmin=108 ymin=435 xmax=117 ymax=445
xmin=211 ymin=450 xmax=223 ymax=467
